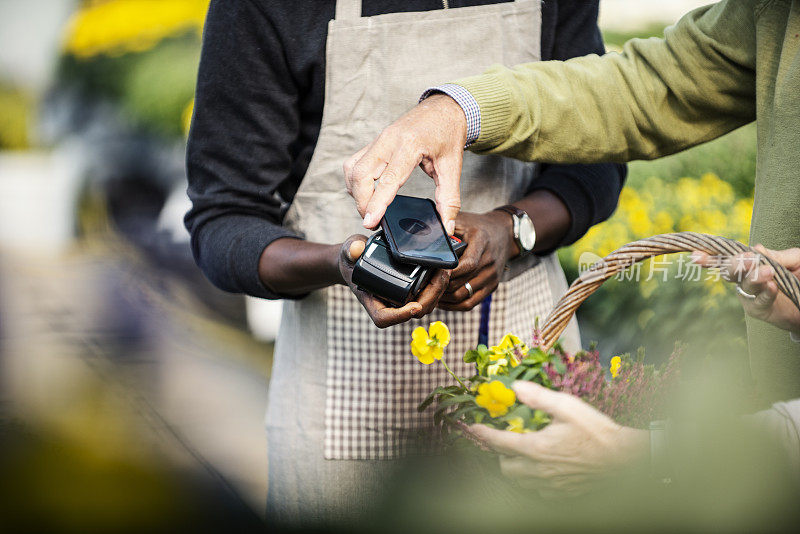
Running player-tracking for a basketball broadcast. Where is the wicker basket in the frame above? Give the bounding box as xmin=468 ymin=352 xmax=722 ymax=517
xmin=539 ymin=232 xmax=800 ymax=351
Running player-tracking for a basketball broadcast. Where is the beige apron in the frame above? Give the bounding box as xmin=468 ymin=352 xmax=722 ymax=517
xmin=266 ymin=0 xmax=579 ymax=523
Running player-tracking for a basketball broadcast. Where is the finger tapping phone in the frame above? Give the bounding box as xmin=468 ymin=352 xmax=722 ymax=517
xmin=380 ymin=195 xmax=459 ymax=269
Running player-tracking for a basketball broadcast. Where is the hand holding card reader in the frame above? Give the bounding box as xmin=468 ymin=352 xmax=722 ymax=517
xmin=352 ymin=231 xmax=466 ymax=306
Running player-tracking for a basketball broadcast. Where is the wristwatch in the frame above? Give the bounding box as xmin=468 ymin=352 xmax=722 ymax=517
xmin=495 ymin=205 xmax=536 ymax=257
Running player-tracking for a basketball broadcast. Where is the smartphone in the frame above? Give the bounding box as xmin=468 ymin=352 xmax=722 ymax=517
xmin=380 ymin=195 xmax=459 ymax=269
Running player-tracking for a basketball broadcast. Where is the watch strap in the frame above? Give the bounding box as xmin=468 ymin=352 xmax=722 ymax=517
xmin=494 ymin=204 xmax=527 ymax=219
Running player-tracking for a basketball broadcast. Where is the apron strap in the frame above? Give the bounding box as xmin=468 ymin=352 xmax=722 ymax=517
xmin=335 ymin=0 xmax=362 ymax=20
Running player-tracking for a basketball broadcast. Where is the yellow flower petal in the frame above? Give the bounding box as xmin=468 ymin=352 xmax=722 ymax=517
xmin=486 ymin=359 xmax=508 ymax=376
xmin=412 ymin=326 xmax=430 ymax=344
xmin=488 ymin=381 xmax=516 ymax=406
xmin=411 ymin=341 xmax=435 ymax=365
xmin=428 ymin=321 xmax=450 ymax=347
xmin=502 ymin=334 xmax=521 ymax=350
xmin=487 ymin=402 xmax=509 ymax=418
xmin=506 ymin=416 xmax=526 ymax=433
xmin=475 ymin=381 xmax=516 ymax=417
xmin=610 ymin=355 xmax=622 ymax=378
xmin=411 ymin=340 xmax=431 ymax=357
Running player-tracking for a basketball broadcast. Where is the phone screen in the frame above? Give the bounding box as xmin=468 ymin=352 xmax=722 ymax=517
xmin=380 ymin=195 xmax=458 ymax=268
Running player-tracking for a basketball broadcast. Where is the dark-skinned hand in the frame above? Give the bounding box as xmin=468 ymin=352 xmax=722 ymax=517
xmin=438 ymin=211 xmax=517 ymax=312
xmin=338 ymin=234 xmax=451 ymax=328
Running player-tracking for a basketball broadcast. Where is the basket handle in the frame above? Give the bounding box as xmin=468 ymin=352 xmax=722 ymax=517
xmin=539 ymin=232 xmax=800 ymax=351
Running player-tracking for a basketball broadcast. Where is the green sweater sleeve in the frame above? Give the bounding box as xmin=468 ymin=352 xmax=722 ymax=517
xmin=456 ymin=0 xmax=758 ymax=163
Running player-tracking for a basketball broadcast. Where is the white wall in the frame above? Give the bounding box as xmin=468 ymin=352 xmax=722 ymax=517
xmin=0 ymin=145 xmax=84 ymax=253
xmin=0 ymin=0 xmax=77 ymax=91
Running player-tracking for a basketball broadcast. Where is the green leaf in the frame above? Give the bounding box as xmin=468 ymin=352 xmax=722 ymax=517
xmin=521 ymin=367 xmax=542 ymax=382
xmin=552 ymin=360 xmax=567 ymax=375
xmin=490 ymin=375 xmax=516 ymax=388
xmin=464 ymin=349 xmax=479 ymax=363
xmin=531 ymin=409 xmax=552 ymax=428
xmin=418 ymin=395 xmax=437 ymax=412
xmin=506 ymin=404 xmax=532 ymax=421
xmin=437 ymin=394 xmax=476 ymax=408
xmin=526 ymin=348 xmax=549 ymax=363
xmin=450 ymin=405 xmax=482 ymax=420
xmin=507 ymin=365 xmax=527 ymax=380
xmin=418 ymin=385 xmax=464 ymax=412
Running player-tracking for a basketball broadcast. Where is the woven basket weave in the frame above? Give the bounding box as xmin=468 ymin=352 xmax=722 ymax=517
xmin=539 ymin=232 xmax=800 ymax=351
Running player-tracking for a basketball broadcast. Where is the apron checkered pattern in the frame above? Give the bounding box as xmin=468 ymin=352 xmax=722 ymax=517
xmin=325 ymin=263 xmax=554 ymax=459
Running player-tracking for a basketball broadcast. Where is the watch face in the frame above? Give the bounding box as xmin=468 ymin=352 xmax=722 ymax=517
xmin=518 ymin=215 xmax=536 ymax=251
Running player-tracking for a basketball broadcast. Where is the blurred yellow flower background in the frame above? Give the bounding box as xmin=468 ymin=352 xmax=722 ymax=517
xmin=567 ymin=173 xmax=752 ymax=264
xmin=64 ymin=0 xmax=210 ymax=58
xmin=560 ymin=167 xmax=755 ymax=363
xmin=58 ymin=0 xmax=210 ymax=136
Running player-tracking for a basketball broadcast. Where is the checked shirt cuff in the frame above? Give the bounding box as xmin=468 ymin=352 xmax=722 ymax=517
xmin=420 ymin=83 xmax=481 ymax=147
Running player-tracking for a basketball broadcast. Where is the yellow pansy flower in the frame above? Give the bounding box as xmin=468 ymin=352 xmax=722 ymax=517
xmin=491 ymin=333 xmax=526 ymax=353
xmin=476 ymin=381 xmax=516 ymax=418
xmin=610 ymin=356 xmax=622 ymax=379
xmin=410 ymin=321 xmax=450 ymax=365
xmin=489 ymin=333 xmax=527 ymax=367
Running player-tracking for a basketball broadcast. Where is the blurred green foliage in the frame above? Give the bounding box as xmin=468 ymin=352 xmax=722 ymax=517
xmin=0 ymin=84 xmax=33 ymax=150
xmin=627 ymin=123 xmax=757 ymax=198
xmin=121 ymin=37 xmax=200 ymax=137
xmin=602 ymin=24 xmax=669 ymax=48
xmin=57 ymin=33 xmax=200 ymax=137
xmin=560 ymin=127 xmax=756 ymax=367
